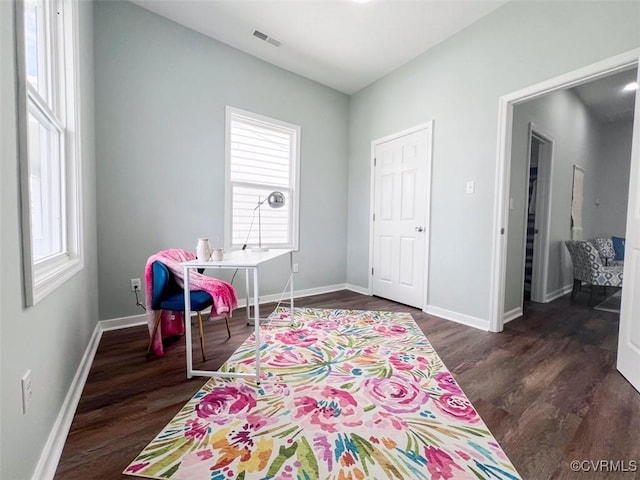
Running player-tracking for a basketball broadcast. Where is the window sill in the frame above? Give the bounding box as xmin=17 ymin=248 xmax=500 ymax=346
xmin=31 ymin=256 xmax=84 ymax=305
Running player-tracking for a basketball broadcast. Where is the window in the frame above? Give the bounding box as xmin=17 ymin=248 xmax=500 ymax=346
xmin=225 ymin=107 xmax=300 ymax=250
xmin=17 ymin=0 xmax=82 ymax=305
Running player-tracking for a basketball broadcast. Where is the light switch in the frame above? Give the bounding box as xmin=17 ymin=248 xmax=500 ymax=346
xmin=509 ymin=197 xmax=515 ymax=210
xmin=465 ymin=180 xmax=475 ymax=194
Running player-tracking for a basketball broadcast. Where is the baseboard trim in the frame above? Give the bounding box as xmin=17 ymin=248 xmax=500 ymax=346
xmin=544 ymin=284 xmax=573 ymax=303
xmin=31 ymin=322 xmax=103 ymax=480
xmin=424 ymin=305 xmax=490 ymax=331
xmin=100 ymin=313 xmax=147 ymax=331
xmin=236 ymin=283 xmax=349 ymax=307
xmin=346 ymin=283 xmax=370 ymax=296
xmin=503 ymin=307 xmax=523 ymax=324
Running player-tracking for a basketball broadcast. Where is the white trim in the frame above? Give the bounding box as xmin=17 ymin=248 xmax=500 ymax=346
xmin=237 ymin=283 xmax=349 ymax=308
xmin=368 ymin=121 xmax=433 ymax=308
xmin=490 ymin=48 xmax=640 ymax=333
xmin=503 ymin=307 xmax=523 ymax=324
xmin=425 ymin=305 xmax=490 ymax=331
xmin=15 ymin=0 xmax=84 ymax=307
xmin=346 ymin=283 xmax=370 ymax=296
xmin=31 ymin=322 xmax=102 ymax=480
xmin=544 ymin=284 xmax=573 ymax=303
xmin=100 ymin=313 xmax=147 ymax=332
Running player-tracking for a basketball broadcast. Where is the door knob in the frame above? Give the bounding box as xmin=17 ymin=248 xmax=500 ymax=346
xmin=415 ymin=226 xmax=424 ymax=232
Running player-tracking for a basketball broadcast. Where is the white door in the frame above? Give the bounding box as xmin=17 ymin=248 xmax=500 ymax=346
xmin=372 ymin=125 xmax=431 ymax=308
xmin=617 ymin=69 xmax=640 ymax=392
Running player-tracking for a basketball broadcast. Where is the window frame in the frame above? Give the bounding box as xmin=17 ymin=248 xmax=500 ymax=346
xmin=15 ymin=0 xmax=83 ymax=306
xmin=225 ymin=106 xmax=300 ymax=251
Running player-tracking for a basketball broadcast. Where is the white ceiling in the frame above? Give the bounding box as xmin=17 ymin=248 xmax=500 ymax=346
xmin=131 ymin=0 xmax=507 ymax=94
xmin=571 ymin=68 xmax=638 ymax=122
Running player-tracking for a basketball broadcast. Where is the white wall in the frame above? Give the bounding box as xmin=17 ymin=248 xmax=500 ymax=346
xmin=347 ymin=1 xmax=640 ymax=324
xmin=592 ymin=117 xmax=634 ymax=237
xmin=94 ymin=1 xmax=350 ymax=320
xmin=0 ymin=2 xmax=98 ymax=479
xmin=505 ymin=90 xmax=603 ymax=312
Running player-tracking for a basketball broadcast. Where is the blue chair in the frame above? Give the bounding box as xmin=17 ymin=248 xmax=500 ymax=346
xmin=146 ymin=261 xmax=230 ymax=360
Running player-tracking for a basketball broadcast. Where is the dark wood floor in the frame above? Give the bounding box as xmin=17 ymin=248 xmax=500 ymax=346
xmin=54 ymin=291 xmax=640 ymax=480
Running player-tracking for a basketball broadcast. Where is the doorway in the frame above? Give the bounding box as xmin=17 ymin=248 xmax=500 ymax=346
xmin=489 ymin=51 xmax=640 ymax=392
xmin=523 ymin=126 xmax=553 ymax=305
xmin=369 ymin=122 xmax=433 ymax=309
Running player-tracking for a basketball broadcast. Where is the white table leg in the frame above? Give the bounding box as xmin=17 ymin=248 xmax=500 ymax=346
xmin=253 ymin=267 xmax=260 ymax=383
xmin=289 ymin=252 xmax=295 ymax=319
xmin=245 ymin=267 xmax=251 ymax=325
xmin=184 ymin=265 xmax=193 ymax=379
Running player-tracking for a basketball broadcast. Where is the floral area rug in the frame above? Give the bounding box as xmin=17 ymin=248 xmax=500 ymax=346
xmin=126 ymin=308 xmax=520 ymax=480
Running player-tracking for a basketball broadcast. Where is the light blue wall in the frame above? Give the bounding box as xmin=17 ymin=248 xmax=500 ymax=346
xmin=94 ymin=1 xmax=350 ymax=320
xmin=347 ymin=1 xmax=640 ymax=322
xmin=506 ymin=89 xmax=603 ymax=312
xmin=593 ymin=117 xmax=634 ymax=238
xmin=0 ymin=1 xmax=98 ymax=479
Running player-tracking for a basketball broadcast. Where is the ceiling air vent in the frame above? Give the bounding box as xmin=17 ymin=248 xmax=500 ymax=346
xmin=253 ymin=30 xmax=281 ymax=47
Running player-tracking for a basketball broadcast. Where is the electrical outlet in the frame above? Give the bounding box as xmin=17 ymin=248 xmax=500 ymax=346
xmin=293 ymin=263 xmax=299 ymax=273
xmin=465 ymin=180 xmax=475 ymax=194
xmin=21 ymin=370 xmax=33 ymax=414
xmin=130 ymin=278 xmax=141 ymax=291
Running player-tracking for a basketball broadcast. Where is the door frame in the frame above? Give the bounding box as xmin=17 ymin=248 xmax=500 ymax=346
xmin=490 ymin=48 xmax=640 ymax=332
xmin=522 ymin=124 xmax=554 ymax=305
xmin=368 ymin=121 xmax=433 ymax=311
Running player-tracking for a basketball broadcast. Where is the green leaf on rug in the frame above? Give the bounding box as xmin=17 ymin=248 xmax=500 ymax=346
xmin=296 ymin=436 xmax=319 ymax=479
xmin=265 ymin=442 xmax=298 ymax=478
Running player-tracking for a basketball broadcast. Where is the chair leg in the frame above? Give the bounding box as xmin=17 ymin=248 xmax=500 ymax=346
xmin=589 ymin=285 xmax=597 ymax=307
xmin=146 ymin=310 xmax=163 ymax=357
xmin=224 ymin=315 xmax=231 ymax=339
xmin=197 ymin=312 xmax=206 ymax=362
xmin=571 ymin=279 xmax=580 ymax=301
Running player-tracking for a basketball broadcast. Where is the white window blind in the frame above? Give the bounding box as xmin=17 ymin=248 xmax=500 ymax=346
xmin=226 ymin=108 xmax=299 ymax=249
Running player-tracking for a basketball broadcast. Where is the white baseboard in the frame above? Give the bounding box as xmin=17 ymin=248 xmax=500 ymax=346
xmin=235 ymin=283 xmax=349 ymax=308
xmin=503 ymin=307 xmax=523 ymax=324
xmin=31 ymin=322 xmax=103 ymax=480
xmin=100 ymin=313 xmax=147 ymax=331
xmin=424 ymin=305 xmax=490 ymax=331
xmin=346 ymin=283 xmax=370 ymax=295
xmin=544 ymin=284 xmax=573 ymax=303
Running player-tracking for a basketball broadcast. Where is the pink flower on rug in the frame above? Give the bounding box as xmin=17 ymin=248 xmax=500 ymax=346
xmin=363 ymin=376 xmax=428 ymax=414
xmin=308 ymin=319 xmax=340 ymax=330
xmin=365 ymin=410 xmax=409 ymax=431
xmin=270 ymin=349 xmax=312 ymax=367
xmin=275 ymin=328 xmax=319 ymax=348
xmin=435 ymin=372 xmax=463 ymax=394
xmin=313 ymin=434 xmax=334 ymax=471
xmin=293 ymin=385 xmax=363 ymax=433
xmin=424 ymin=446 xmax=464 ymax=480
xmin=434 ymin=393 xmax=479 ymax=423
xmin=195 ymin=385 xmax=257 ymax=424
xmin=389 ymin=352 xmax=429 ymax=371
xmin=184 ymin=418 xmax=209 ymax=439
xmin=374 ymin=324 xmax=408 ymax=336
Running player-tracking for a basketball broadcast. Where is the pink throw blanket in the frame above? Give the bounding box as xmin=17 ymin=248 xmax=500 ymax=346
xmin=145 ymin=249 xmax=238 ymax=356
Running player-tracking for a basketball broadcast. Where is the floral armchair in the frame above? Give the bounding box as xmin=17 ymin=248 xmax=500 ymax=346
xmin=592 ymin=237 xmax=624 ymax=267
xmin=565 ymin=240 xmax=623 ymax=305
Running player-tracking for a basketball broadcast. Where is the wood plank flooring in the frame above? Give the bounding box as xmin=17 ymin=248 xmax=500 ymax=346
xmin=54 ymin=291 xmax=640 ymax=480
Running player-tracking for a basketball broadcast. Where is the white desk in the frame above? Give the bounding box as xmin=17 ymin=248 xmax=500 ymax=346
xmin=182 ymin=248 xmax=294 ymax=382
